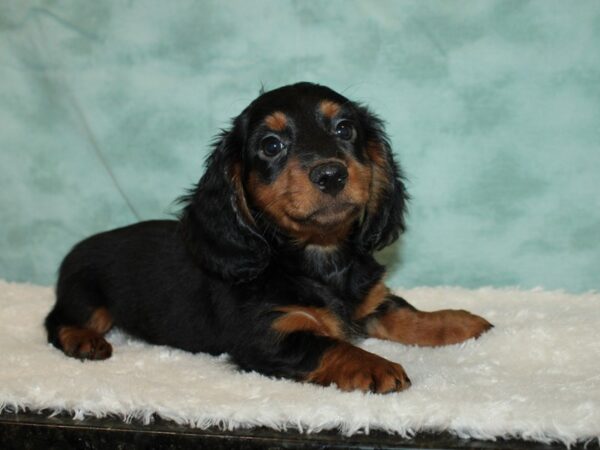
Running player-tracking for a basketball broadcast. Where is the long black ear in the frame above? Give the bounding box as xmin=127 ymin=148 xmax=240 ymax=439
xmin=356 ymin=109 xmax=409 ymax=253
xmin=179 ymin=118 xmax=270 ymax=283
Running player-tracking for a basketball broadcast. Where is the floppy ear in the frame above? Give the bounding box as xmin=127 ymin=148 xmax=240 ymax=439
xmin=179 ymin=118 xmax=270 ymax=283
xmin=356 ymin=109 xmax=409 ymax=253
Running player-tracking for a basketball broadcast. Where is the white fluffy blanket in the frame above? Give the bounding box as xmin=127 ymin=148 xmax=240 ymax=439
xmin=0 ymin=279 xmax=599 ymax=446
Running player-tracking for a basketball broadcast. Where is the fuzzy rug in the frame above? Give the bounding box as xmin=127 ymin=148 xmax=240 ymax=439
xmin=0 ymin=279 xmax=599 ymax=446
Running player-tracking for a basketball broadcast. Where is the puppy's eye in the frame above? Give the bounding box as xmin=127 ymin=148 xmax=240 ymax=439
xmin=261 ymin=136 xmax=286 ymax=158
xmin=335 ymin=120 xmax=356 ymax=141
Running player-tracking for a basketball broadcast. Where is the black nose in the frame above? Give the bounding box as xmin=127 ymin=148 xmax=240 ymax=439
xmin=309 ymin=162 xmax=348 ymax=196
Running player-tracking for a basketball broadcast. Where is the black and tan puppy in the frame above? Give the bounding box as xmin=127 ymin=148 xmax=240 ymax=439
xmin=45 ymin=82 xmax=492 ymax=394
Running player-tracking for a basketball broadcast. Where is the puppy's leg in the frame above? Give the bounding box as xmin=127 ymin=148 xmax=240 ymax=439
xmin=45 ymin=278 xmax=113 ymax=361
xmin=231 ymin=306 xmax=411 ymax=394
xmin=365 ymin=294 xmax=493 ymax=347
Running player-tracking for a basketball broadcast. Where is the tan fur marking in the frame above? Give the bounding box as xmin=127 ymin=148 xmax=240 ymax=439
xmin=247 ymin=158 xmax=356 ymax=245
xmin=367 ymin=308 xmax=493 ymax=347
xmin=272 ymin=306 xmax=345 ymax=339
xmin=366 ymin=140 xmax=388 ymax=168
xmin=319 ymin=100 xmax=341 ymax=119
xmin=295 ymin=225 xmax=353 ymax=247
xmin=364 ymin=141 xmax=391 ymax=215
xmin=306 ymin=342 xmax=410 ymax=393
xmin=247 ymin=154 xmax=373 ymax=245
xmin=87 ymin=307 xmax=113 ymax=334
xmin=345 ymin=157 xmax=372 ymax=209
xmin=58 ymin=326 xmax=112 ymax=360
xmin=264 ymin=111 xmax=287 ymax=131
xmin=353 ymin=282 xmax=390 ymax=320
xmin=248 ymin=158 xmax=313 ymax=235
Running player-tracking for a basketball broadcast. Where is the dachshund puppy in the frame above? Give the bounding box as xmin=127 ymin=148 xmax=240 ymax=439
xmin=45 ymin=82 xmax=492 ymax=394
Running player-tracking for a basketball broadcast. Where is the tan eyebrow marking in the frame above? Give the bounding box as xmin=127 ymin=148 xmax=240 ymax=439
xmin=319 ymin=100 xmax=341 ymax=119
xmin=264 ymin=111 xmax=288 ymax=131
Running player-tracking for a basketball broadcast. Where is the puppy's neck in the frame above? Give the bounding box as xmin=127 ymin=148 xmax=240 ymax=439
xmin=304 ymin=244 xmax=348 ymax=271
xmin=284 ymin=243 xmax=354 ymax=284
xmin=260 ymin=222 xmax=375 ymax=285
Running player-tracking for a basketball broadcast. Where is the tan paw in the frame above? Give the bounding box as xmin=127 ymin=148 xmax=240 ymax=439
xmin=368 ymin=307 xmax=493 ymax=347
xmin=307 ymin=343 xmax=411 ymax=394
xmin=58 ymin=327 xmax=113 ymax=360
xmin=432 ymin=309 xmax=494 ymax=345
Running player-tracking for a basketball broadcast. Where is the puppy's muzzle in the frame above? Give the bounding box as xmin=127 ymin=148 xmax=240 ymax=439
xmin=309 ymin=162 xmax=348 ymax=197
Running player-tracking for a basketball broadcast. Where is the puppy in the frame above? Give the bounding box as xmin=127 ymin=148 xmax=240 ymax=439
xmin=45 ymin=82 xmax=492 ymax=394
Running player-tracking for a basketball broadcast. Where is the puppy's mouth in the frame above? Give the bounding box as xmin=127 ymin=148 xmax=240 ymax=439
xmin=287 ymin=202 xmax=361 ymax=227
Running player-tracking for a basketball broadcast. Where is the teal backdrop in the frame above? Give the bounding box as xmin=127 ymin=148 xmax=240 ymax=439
xmin=1 ymin=0 xmax=599 ymax=292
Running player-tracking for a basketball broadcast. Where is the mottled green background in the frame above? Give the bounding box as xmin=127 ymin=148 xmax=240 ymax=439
xmin=1 ymin=0 xmax=599 ymax=292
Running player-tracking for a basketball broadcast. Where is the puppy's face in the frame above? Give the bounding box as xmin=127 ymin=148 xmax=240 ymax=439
xmin=242 ymin=84 xmax=377 ymax=246
xmin=184 ymin=82 xmax=405 ymax=279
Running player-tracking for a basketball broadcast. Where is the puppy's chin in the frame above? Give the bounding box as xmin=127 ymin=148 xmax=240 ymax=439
xmin=307 ymin=203 xmax=361 ymax=227
xmin=288 ymin=202 xmax=361 ymax=229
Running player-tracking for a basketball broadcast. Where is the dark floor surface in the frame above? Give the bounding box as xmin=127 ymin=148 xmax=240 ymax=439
xmin=1 ymin=411 xmax=597 ymax=450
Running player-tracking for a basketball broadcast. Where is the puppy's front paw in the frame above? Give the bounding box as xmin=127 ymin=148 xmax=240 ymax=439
xmin=433 ymin=309 xmax=493 ymax=345
xmin=307 ymin=343 xmax=410 ymax=394
xmin=368 ymin=306 xmax=493 ymax=347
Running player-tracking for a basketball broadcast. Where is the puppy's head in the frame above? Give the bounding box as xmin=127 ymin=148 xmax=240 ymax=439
xmin=181 ymin=82 xmax=407 ymax=282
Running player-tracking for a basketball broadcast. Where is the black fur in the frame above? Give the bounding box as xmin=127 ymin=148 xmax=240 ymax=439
xmin=178 ymin=120 xmax=270 ymax=283
xmin=356 ymin=110 xmax=408 ymax=252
